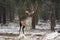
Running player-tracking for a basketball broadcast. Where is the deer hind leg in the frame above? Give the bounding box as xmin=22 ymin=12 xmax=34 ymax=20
xmin=20 ymin=21 xmax=25 ymax=34
xmin=20 ymin=21 xmax=24 ymax=34
xmin=22 ymin=26 xmax=25 ymax=34
xmin=20 ymin=22 xmax=22 ymax=31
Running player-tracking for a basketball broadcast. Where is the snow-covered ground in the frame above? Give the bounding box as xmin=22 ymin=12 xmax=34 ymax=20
xmin=0 ymin=20 xmax=60 ymax=40
xmin=36 ymin=20 xmax=60 ymax=31
xmin=0 ymin=21 xmax=60 ymax=34
xmin=15 ymin=32 xmax=60 ymax=40
xmin=0 ymin=29 xmax=60 ymax=40
xmin=0 ymin=22 xmax=20 ymax=34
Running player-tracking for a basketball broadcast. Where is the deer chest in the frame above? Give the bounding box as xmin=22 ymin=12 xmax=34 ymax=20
xmin=25 ymin=17 xmax=32 ymax=27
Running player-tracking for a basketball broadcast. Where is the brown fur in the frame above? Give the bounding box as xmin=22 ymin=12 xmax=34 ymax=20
xmin=20 ymin=13 xmax=33 ymax=34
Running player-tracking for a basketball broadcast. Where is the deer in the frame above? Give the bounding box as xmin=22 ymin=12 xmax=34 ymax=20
xmin=19 ymin=0 xmax=38 ymax=34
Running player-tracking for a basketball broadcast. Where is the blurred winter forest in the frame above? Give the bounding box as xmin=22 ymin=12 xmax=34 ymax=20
xmin=0 ymin=0 xmax=60 ymax=24
xmin=0 ymin=0 xmax=60 ymax=36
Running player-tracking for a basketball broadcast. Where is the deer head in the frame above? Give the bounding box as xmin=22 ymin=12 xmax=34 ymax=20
xmin=25 ymin=8 xmax=34 ymax=16
xmin=24 ymin=0 xmax=38 ymax=17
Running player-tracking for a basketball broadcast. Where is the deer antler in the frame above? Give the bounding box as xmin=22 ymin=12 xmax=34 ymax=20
xmin=23 ymin=0 xmax=26 ymax=13
xmin=30 ymin=0 xmax=38 ymax=13
xmin=35 ymin=0 xmax=38 ymax=11
xmin=23 ymin=0 xmax=38 ymax=14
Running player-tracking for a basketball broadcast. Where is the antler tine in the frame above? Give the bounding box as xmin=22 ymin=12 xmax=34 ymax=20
xmin=23 ymin=0 xmax=38 ymax=13
xmin=34 ymin=0 xmax=38 ymax=12
xmin=30 ymin=0 xmax=38 ymax=12
xmin=23 ymin=0 xmax=28 ymax=12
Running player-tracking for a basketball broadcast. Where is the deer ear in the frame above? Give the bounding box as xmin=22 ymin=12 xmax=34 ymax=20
xmin=32 ymin=11 xmax=34 ymax=14
xmin=25 ymin=11 xmax=29 ymax=13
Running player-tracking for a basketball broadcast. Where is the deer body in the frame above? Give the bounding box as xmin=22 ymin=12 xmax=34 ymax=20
xmin=19 ymin=0 xmax=38 ymax=34
xmin=20 ymin=15 xmax=32 ymax=34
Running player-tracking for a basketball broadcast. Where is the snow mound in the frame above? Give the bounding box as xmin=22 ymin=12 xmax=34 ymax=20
xmin=42 ymin=32 xmax=58 ymax=40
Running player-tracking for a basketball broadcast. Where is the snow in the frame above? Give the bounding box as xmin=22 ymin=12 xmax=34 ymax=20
xmin=0 ymin=22 xmax=20 ymax=34
xmin=54 ymin=24 xmax=60 ymax=32
xmin=18 ymin=32 xmax=59 ymax=40
xmin=36 ymin=22 xmax=51 ymax=29
xmin=42 ymin=32 xmax=58 ymax=40
xmin=55 ymin=24 xmax=60 ymax=29
xmin=0 ymin=20 xmax=60 ymax=40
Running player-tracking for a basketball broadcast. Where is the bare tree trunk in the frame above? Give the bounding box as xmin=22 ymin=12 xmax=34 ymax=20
xmin=51 ymin=0 xmax=56 ymax=31
xmin=32 ymin=13 xmax=38 ymax=29
xmin=0 ymin=7 xmax=1 ymax=23
xmin=3 ymin=8 xmax=6 ymax=24
xmin=32 ymin=14 xmax=35 ymax=29
xmin=12 ymin=7 xmax=14 ymax=21
xmin=0 ymin=14 xmax=1 ymax=23
xmin=31 ymin=0 xmax=38 ymax=29
xmin=10 ymin=7 xmax=13 ymax=22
